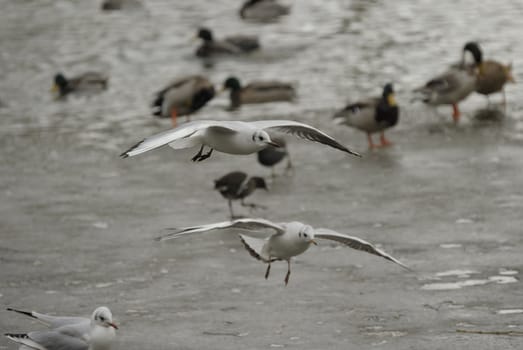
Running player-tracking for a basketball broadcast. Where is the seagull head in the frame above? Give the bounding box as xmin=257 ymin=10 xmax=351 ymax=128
xmin=91 ymin=306 xmax=118 ymax=330
xmin=298 ymin=225 xmax=317 ymax=245
xmin=252 ymin=130 xmax=280 ymax=148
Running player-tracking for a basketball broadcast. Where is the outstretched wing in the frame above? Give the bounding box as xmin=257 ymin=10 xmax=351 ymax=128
xmin=6 ymin=308 xmax=87 ymax=328
xmin=315 ymin=228 xmax=410 ymax=270
xmin=250 ymin=120 xmax=361 ymax=157
xmin=155 ymin=218 xmax=285 ymax=241
xmin=120 ymin=121 xmax=216 ymax=158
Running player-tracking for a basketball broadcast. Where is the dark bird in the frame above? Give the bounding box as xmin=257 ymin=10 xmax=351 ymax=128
xmin=101 ymin=0 xmax=142 ymax=10
xmin=52 ymin=72 xmax=108 ymax=98
xmin=214 ymin=171 xmax=268 ymax=219
xmin=257 ymin=136 xmax=292 ymax=176
xmin=239 ymin=0 xmax=290 ymax=22
xmin=222 ymin=76 xmax=296 ymax=109
xmin=334 ymin=83 xmax=399 ymax=149
xmin=462 ymin=42 xmax=515 ymax=108
xmin=413 ymin=43 xmax=481 ymax=123
xmin=195 ymin=28 xmax=260 ymax=58
xmin=151 ymin=75 xmax=215 ymax=127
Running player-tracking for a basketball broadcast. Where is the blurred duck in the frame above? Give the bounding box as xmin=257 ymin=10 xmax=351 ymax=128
xmin=101 ymin=0 xmax=141 ymax=10
xmin=222 ymin=76 xmax=296 ymax=109
xmin=463 ymin=41 xmax=515 ymax=108
xmin=195 ymin=28 xmax=260 ymax=58
xmin=214 ymin=171 xmax=268 ymax=219
xmin=239 ymin=0 xmax=290 ymax=22
xmin=333 ymin=83 xmax=399 ymax=149
xmin=52 ymin=72 xmax=108 ymax=98
xmin=257 ymin=136 xmax=292 ymax=177
xmin=414 ymin=44 xmax=479 ymax=123
xmin=151 ymin=75 xmax=215 ymax=127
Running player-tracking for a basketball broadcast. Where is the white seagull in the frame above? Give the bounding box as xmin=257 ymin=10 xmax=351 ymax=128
xmin=155 ymin=218 xmax=410 ymax=285
xmin=120 ymin=119 xmax=361 ymax=161
xmin=5 ymin=306 xmax=117 ymax=350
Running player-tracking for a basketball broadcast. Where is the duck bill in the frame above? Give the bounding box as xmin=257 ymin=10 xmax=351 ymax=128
xmin=50 ymin=84 xmax=59 ymax=93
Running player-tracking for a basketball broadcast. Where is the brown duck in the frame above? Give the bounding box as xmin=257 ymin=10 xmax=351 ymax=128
xmin=222 ymin=76 xmax=296 ymax=109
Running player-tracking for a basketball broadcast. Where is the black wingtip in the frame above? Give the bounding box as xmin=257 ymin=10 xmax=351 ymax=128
xmin=6 ymin=308 xmax=34 ymax=318
xmin=119 ymin=139 xmax=144 ymax=159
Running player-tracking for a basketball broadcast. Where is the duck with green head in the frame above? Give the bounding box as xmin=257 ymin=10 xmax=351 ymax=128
xmin=334 ymin=83 xmax=399 ymax=149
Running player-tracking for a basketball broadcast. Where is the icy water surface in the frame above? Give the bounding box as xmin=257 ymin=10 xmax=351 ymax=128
xmin=2 ymin=0 xmax=523 ymax=349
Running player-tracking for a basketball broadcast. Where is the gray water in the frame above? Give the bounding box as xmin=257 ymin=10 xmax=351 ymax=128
xmin=2 ymin=0 xmax=523 ymax=349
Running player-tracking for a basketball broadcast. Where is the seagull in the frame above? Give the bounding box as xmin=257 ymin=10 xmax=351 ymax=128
xmin=120 ymin=120 xmax=361 ymax=161
xmin=155 ymin=218 xmax=410 ymax=285
xmin=5 ymin=306 xmax=117 ymax=350
xmin=214 ymin=171 xmax=268 ymax=218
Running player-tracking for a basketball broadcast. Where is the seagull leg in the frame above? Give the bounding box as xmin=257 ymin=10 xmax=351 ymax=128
xmin=191 ymin=145 xmax=205 ymax=162
xmin=284 ymin=260 xmax=291 ymax=286
xmin=452 ymin=103 xmax=460 ymax=123
xmin=196 ymin=148 xmax=213 ymax=162
xmin=265 ymin=263 xmax=271 ymax=279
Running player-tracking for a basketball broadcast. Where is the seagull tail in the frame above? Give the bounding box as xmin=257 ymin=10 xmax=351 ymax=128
xmin=239 ymin=234 xmax=270 ymax=263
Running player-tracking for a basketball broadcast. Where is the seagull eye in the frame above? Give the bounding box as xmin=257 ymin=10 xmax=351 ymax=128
xmin=304 ymin=233 xmax=308 ymax=237
xmin=258 ymin=136 xmax=263 ymax=141
xmin=100 ymin=316 xmax=105 ymax=322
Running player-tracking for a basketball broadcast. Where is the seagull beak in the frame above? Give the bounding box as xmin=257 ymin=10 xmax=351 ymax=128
xmin=266 ymin=141 xmax=281 ymax=148
xmin=309 ymin=239 xmax=318 ymax=245
xmin=107 ymin=322 xmax=118 ymax=330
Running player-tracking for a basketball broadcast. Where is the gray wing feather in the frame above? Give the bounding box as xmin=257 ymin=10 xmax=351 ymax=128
xmin=155 ymin=218 xmax=285 ymax=241
xmin=250 ymin=120 xmax=361 ymax=157
xmin=315 ymin=228 xmax=411 ymax=270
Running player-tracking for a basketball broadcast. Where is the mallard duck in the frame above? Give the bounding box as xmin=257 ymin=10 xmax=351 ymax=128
xmin=222 ymin=76 xmax=296 ymax=109
xmin=462 ymin=42 xmax=515 ymax=108
xmin=414 ymin=45 xmax=479 ymax=122
xmin=195 ymin=28 xmax=260 ymax=58
xmin=257 ymin=136 xmax=292 ymax=177
xmin=214 ymin=171 xmax=268 ymax=219
xmin=151 ymin=75 xmax=215 ymax=127
xmin=52 ymin=72 xmax=108 ymax=98
xmin=333 ymin=83 xmax=399 ymax=149
xmin=239 ymin=0 xmax=290 ymax=22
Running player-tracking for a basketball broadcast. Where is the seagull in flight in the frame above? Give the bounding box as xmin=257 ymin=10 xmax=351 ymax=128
xmin=155 ymin=218 xmax=410 ymax=285
xmin=120 ymin=119 xmax=361 ymax=161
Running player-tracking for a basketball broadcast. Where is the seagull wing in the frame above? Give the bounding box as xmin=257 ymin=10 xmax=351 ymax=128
xmin=6 ymin=308 xmax=87 ymax=328
xmin=250 ymin=120 xmax=361 ymax=157
xmin=315 ymin=228 xmax=411 ymax=270
xmin=6 ymin=328 xmax=87 ymax=350
xmin=155 ymin=218 xmax=285 ymax=241
xmin=120 ymin=121 xmax=213 ymax=158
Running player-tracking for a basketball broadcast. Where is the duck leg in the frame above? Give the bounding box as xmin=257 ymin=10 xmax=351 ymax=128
xmin=452 ymin=103 xmax=460 ymax=123
xmin=367 ymin=133 xmax=377 ymax=149
xmin=265 ymin=263 xmax=271 ymax=279
xmin=284 ymin=260 xmax=291 ymax=286
xmin=502 ymin=89 xmax=507 ymax=111
xmin=379 ymin=132 xmax=392 ymax=147
xmin=170 ymin=109 xmax=178 ymax=127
